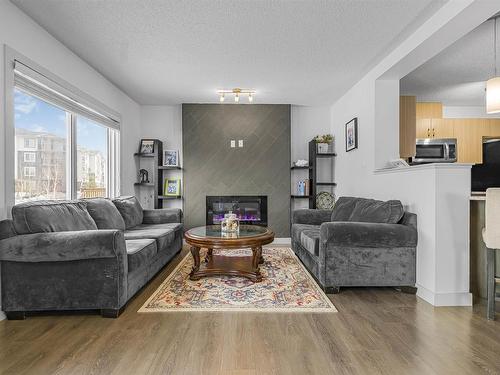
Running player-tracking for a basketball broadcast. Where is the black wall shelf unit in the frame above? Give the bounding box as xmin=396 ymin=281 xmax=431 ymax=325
xmin=134 ymin=139 xmax=163 ymax=208
xmin=290 ymin=140 xmax=336 ymax=209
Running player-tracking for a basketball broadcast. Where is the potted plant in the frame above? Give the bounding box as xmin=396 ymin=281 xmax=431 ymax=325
xmin=313 ymin=134 xmax=334 ymax=153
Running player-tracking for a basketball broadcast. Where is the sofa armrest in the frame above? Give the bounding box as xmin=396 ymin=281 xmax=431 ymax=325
xmin=142 ymin=208 xmax=183 ymax=224
xmin=0 ymin=230 xmax=125 ymax=262
xmin=320 ymin=221 xmax=418 ymax=249
xmin=292 ymin=209 xmax=333 ymax=225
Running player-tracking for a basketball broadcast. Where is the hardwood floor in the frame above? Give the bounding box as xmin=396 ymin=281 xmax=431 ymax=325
xmin=1 ymin=246 xmax=500 ymax=375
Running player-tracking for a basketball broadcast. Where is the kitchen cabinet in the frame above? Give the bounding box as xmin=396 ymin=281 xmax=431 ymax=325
xmin=416 ymin=118 xmax=453 ymax=139
xmin=399 ymin=96 xmax=416 ymax=158
xmin=416 ymin=102 xmax=442 ymax=119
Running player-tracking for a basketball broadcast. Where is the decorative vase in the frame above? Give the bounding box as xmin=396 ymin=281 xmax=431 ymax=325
xmin=317 ymin=142 xmax=330 ymax=154
xmin=221 ymin=212 xmax=240 ymax=233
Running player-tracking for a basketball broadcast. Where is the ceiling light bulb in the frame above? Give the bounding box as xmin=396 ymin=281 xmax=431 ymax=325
xmin=219 ymin=93 xmax=225 ymax=102
xmin=248 ymin=93 xmax=253 ymax=103
xmin=234 ymin=93 xmax=239 ymax=103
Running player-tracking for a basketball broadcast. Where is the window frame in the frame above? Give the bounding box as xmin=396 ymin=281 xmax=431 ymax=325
xmin=23 ymin=152 xmax=36 ymax=163
xmin=5 ymin=47 xmax=121 ymax=212
xmin=23 ymin=166 xmax=36 ymax=178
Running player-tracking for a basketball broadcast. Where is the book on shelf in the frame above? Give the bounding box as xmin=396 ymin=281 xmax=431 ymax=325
xmin=296 ymin=179 xmax=311 ymax=196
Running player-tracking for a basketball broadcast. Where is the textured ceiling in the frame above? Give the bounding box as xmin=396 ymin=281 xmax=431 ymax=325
xmin=13 ymin=0 xmax=444 ymax=105
xmin=401 ymin=19 xmax=498 ymax=106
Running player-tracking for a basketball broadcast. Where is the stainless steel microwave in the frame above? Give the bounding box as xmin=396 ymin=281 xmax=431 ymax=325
xmin=413 ymin=138 xmax=457 ymax=164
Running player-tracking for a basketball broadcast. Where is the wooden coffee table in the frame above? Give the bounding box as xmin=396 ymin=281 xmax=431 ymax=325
xmin=184 ymin=225 xmax=275 ymax=282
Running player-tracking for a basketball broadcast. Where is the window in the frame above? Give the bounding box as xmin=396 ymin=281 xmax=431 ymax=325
xmin=13 ymin=83 xmax=120 ymax=204
xmin=11 ymin=59 xmax=121 ymax=205
xmin=23 ymin=166 xmax=36 ymax=177
xmin=15 ymin=90 xmax=68 ymax=202
xmin=24 ymin=138 xmax=36 ymax=149
xmin=76 ymin=117 xmax=108 ymax=198
xmin=23 ymin=152 xmax=36 ymax=162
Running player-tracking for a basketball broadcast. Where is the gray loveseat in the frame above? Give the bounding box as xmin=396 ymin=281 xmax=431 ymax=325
xmin=292 ymin=196 xmax=417 ymax=293
xmin=0 ymin=196 xmax=183 ymax=319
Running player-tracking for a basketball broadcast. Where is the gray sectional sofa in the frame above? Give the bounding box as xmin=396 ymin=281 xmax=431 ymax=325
xmin=0 ymin=196 xmax=183 ymax=319
xmin=292 ymin=196 xmax=417 ymax=293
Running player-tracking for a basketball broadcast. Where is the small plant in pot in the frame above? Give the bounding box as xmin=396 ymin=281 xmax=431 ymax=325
xmin=313 ymin=134 xmax=334 ymax=153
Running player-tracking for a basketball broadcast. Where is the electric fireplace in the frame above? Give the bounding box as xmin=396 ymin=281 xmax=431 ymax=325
xmin=206 ymin=196 xmax=268 ymax=226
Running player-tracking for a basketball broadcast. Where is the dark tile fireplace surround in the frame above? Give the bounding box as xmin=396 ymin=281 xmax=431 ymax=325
xmin=206 ymin=196 xmax=268 ymax=226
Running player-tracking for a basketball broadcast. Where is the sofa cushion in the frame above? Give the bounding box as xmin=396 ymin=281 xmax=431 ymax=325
xmin=300 ymin=228 xmax=321 ymax=256
xmin=12 ymin=200 xmax=97 ymax=234
xmin=113 ymin=196 xmax=144 ymax=229
xmin=330 ymin=197 xmax=358 ymax=221
xmin=84 ymin=198 xmax=126 ymax=231
xmin=126 ymin=238 xmax=157 ymax=273
xmin=291 ymin=223 xmax=319 ymax=244
xmin=349 ymin=198 xmax=404 ymax=224
xmin=0 ymin=219 xmax=16 ymax=240
xmin=124 ymin=223 xmax=182 ymax=251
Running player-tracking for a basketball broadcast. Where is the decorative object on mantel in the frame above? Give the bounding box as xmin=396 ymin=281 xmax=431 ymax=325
xmin=316 ymin=191 xmax=335 ymax=210
xmin=217 ymin=88 xmax=255 ymax=103
xmin=138 ymin=247 xmax=337 ymax=313
xmin=163 ymin=150 xmax=179 ymax=167
xmin=313 ymin=134 xmax=334 ymax=154
xmin=139 ymin=169 xmax=150 ymax=184
xmin=293 ymin=159 xmax=309 ymax=167
xmin=345 ymin=118 xmax=358 ymax=152
xmin=164 ymin=178 xmax=181 ymax=196
xmin=139 ymin=139 xmax=155 ymax=154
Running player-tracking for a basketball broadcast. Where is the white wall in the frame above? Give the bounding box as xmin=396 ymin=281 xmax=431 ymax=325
xmin=0 ymin=0 xmax=141 ymax=220
xmin=291 ymin=105 xmax=333 ymax=209
xmin=443 ymin=105 xmax=500 ymax=119
xmin=329 ymin=0 xmax=499 ymax=306
xmin=139 ymin=105 xmax=183 ymax=210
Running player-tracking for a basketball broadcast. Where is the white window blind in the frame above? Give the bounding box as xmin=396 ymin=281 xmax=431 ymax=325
xmin=14 ymin=60 xmax=120 ymax=130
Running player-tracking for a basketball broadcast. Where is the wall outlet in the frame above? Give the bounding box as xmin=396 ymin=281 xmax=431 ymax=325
xmin=238 ymin=140 xmax=244 ymax=148
xmin=230 ymin=140 xmax=236 ymax=148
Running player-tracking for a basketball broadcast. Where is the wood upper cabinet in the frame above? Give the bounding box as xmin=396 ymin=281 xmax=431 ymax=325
xmin=416 ymin=102 xmax=443 ymax=119
xmin=432 ymin=118 xmax=454 ymax=139
xmin=400 ymin=96 xmax=416 ymax=158
xmin=416 ymin=118 xmax=431 ymax=138
xmin=416 ymin=118 xmax=453 ymax=139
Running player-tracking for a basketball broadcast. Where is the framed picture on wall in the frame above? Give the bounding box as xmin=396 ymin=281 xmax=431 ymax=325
xmin=164 ymin=178 xmax=181 ymax=196
xmin=163 ymin=150 xmax=179 ymax=167
xmin=139 ymin=139 xmax=155 ymax=154
xmin=345 ymin=118 xmax=358 ymax=152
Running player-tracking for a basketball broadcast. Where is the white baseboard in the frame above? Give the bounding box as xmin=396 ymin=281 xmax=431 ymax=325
xmin=0 ymin=311 xmax=5 ymax=321
xmin=271 ymin=237 xmax=291 ymax=245
xmin=416 ymin=284 xmax=473 ymax=306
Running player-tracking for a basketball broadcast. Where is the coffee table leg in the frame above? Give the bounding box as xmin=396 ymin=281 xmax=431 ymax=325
xmin=258 ymin=246 xmax=264 ymax=264
xmin=251 ymin=247 xmax=263 ymax=282
xmin=205 ymin=248 xmax=213 ymax=263
xmin=189 ymin=246 xmax=201 ymax=280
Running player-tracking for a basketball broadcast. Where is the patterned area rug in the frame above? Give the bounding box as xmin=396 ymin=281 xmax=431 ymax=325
xmin=139 ymin=247 xmax=337 ymax=313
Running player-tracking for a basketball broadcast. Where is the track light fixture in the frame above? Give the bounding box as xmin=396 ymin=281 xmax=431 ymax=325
xmin=217 ymin=88 xmax=256 ymax=103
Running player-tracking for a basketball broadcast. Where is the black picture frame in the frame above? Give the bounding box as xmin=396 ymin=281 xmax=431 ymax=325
xmin=139 ymin=139 xmax=155 ymax=154
xmin=345 ymin=118 xmax=358 ymax=152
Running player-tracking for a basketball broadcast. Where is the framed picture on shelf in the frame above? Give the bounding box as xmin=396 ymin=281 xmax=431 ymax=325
xmin=139 ymin=139 xmax=155 ymax=154
xmin=164 ymin=178 xmax=181 ymax=196
xmin=163 ymin=150 xmax=179 ymax=167
xmin=345 ymin=118 xmax=358 ymax=152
